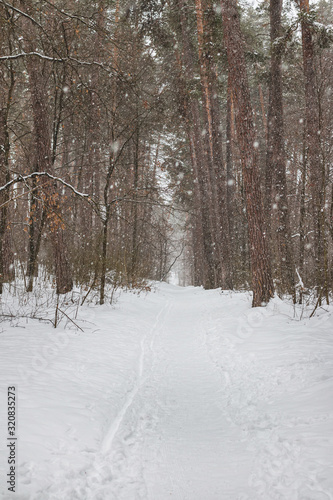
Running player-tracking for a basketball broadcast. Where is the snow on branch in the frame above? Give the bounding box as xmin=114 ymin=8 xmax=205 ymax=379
xmin=299 ymin=10 xmax=333 ymax=42
xmin=0 ymin=52 xmax=118 ymax=75
xmin=313 ymin=21 xmax=333 ymax=35
xmin=0 ymin=172 xmax=89 ymax=198
xmin=0 ymin=52 xmax=63 ymax=62
xmin=295 ymin=268 xmax=305 ymax=290
xmin=272 ymin=11 xmax=333 ymax=53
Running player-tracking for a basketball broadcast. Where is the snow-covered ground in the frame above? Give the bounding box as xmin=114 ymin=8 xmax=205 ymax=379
xmin=0 ymin=283 xmax=333 ymax=499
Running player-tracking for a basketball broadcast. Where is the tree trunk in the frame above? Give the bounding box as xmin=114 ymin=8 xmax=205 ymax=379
xmin=220 ymin=0 xmax=274 ymax=306
xmin=0 ymin=9 xmax=15 ymax=293
xmin=266 ymin=0 xmax=295 ymax=300
xmin=299 ymin=128 xmax=307 ymax=300
xmin=131 ymin=117 xmax=140 ymax=281
xmin=177 ymin=0 xmax=217 ymax=288
xmin=194 ymin=0 xmax=232 ymax=288
xmin=226 ymin=78 xmax=235 ymax=281
xmin=299 ymin=0 xmax=326 ymax=300
xmin=189 ymin=133 xmax=206 ymax=285
xmin=23 ymin=17 xmax=73 ymax=294
xmin=0 ymin=96 xmax=14 ymax=293
xmin=100 ymin=216 xmax=108 ymax=305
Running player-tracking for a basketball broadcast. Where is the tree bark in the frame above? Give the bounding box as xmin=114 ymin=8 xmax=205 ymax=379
xmin=0 ymin=7 xmax=15 ymax=293
xmin=0 ymin=84 xmax=15 ymax=293
xmin=22 ymin=1 xmax=72 ymax=294
xmin=177 ymin=0 xmax=217 ymax=288
xmin=194 ymin=0 xmax=233 ymax=288
xmin=220 ymin=0 xmax=274 ymax=306
xmin=266 ymin=0 xmax=295 ymax=300
xmin=226 ymin=78 xmax=235 ymax=277
xmin=299 ymin=0 xmax=326 ymax=299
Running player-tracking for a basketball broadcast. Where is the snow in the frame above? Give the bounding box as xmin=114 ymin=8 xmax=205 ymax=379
xmin=1 ymin=283 xmax=333 ymax=499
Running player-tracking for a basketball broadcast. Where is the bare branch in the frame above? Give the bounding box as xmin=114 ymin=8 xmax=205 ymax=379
xmin=0 ymin=52 xmax=118 ymax=76
xmin=0 ymin=172 xmax=89 ymax=198
xmin=0 ymin=52 xmax=63 ymax=62
xmin=0 ymin=1 xmax=44 ymax=29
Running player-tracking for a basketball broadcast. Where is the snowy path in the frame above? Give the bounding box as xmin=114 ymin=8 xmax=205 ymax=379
xmin=138 ymin=289 xmax=252 ymax=499
xmin=1 ymin=284 xmax=333 ymax=499
xmin=98 ymin=287 xmax=252 ymax=499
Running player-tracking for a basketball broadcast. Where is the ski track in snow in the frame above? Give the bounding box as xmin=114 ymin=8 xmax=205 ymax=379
xmin=100 ymin=298 xmax=171 ymax=455
xmin=1 ymin=284 xmax=333 ymax=499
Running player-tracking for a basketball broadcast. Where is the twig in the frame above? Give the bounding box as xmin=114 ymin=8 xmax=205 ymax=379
xmin=310 ymin=289 xmax=323 ymax=318
xmin=81 ymin=275 xmax=98 ymax=306
xmin=0 ymin=313 xmax=54 ymax=324
xmin=160 ymin=244 xmax=185 ymax=281
xmin=57 ymin=307 xmax=84 ymax=332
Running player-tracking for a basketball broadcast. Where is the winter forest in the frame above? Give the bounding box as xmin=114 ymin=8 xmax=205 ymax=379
xmin=0 ymin=0 xmax=332 ymax=306
xmin=1 ymin=0 xmax=333 ymax=499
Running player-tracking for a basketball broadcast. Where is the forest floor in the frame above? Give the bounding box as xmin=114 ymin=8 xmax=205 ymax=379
xmin=0 ymin=283 xmax=333 ymax=499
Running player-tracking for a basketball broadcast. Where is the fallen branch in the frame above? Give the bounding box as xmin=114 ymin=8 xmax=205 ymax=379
xmin=0 ymin=313 xmax=54 ymax=325
xmin=56 ymin=307 xmax=84 ymax=332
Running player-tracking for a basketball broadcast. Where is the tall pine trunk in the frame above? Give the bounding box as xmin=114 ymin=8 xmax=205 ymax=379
xmin=266 ymin=0 xmax=295 ymax=300
xmin=221 ymin=0 xmax=274 ymax=306
xmin=195 ymin=0 xmax=233 ymax=288
xmin=177 ymin=0 xmax=217 ymax=288
xmin=299 ymin=0 xmax=327 ymax=301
